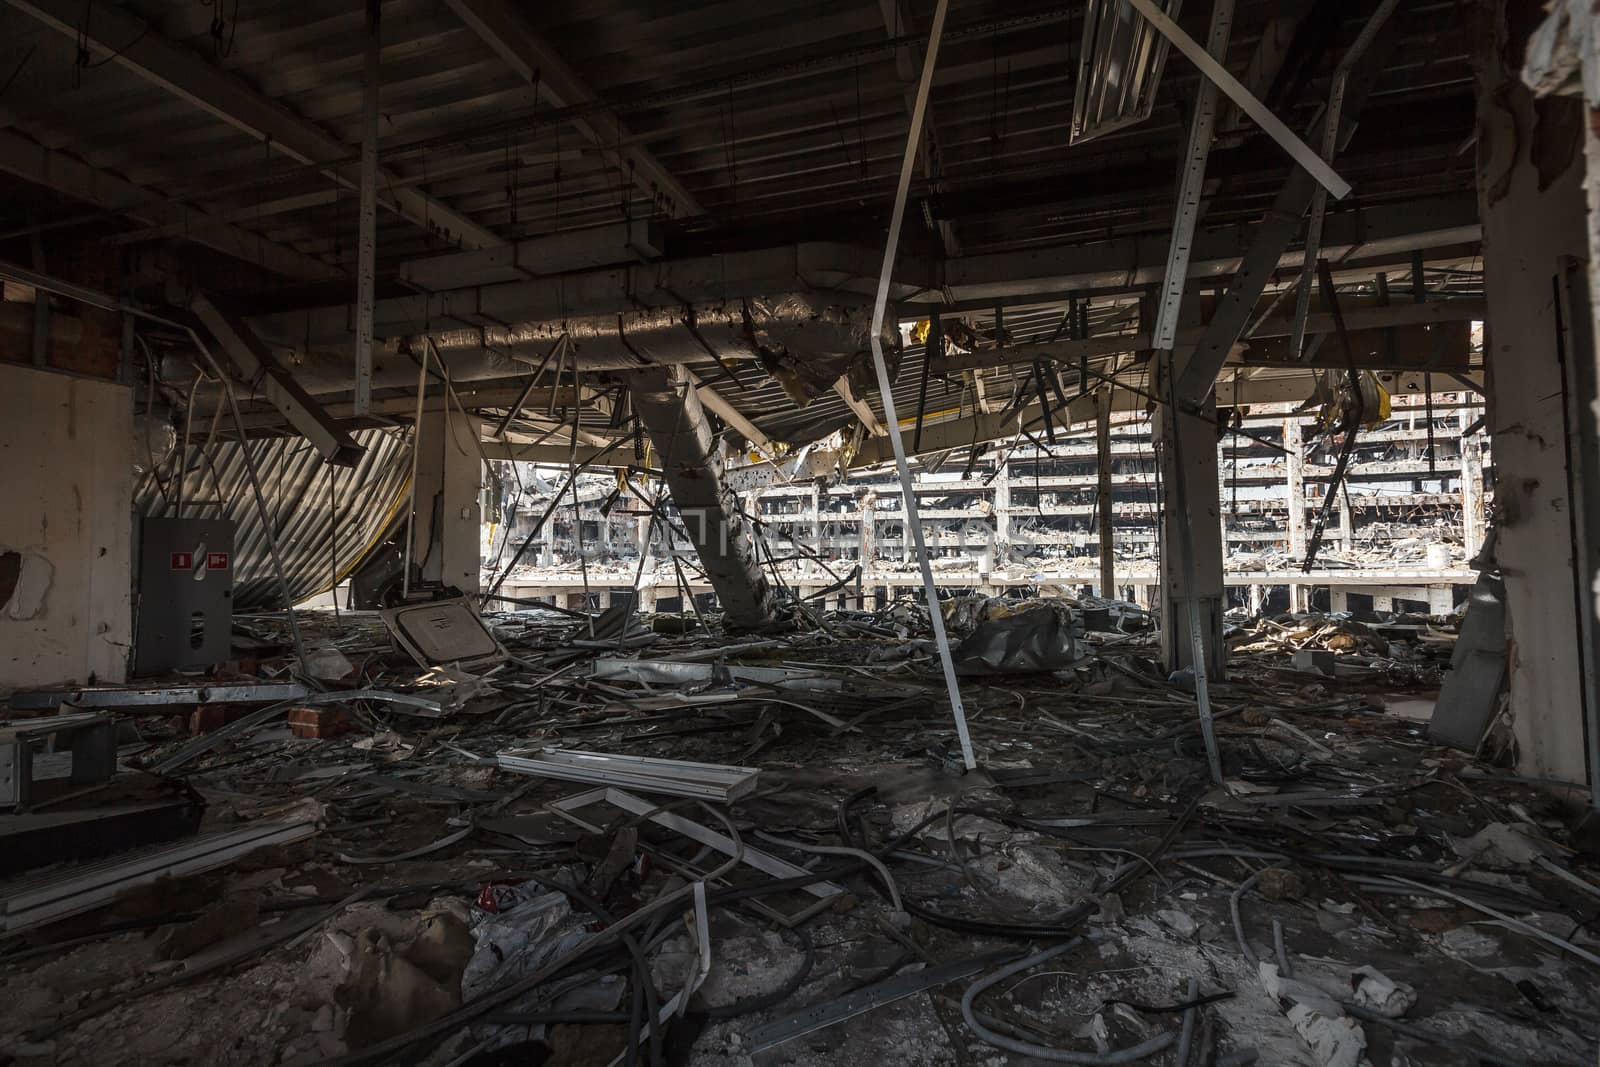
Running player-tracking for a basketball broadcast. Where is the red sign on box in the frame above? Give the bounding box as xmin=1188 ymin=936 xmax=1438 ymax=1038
xmin=170 ymin=551 xmax=193 ymax=571
xmin=206 ymin=552 xmax=230 ymax=571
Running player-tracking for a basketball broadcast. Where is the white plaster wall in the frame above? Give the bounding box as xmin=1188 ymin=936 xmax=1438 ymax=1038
xmin=0 ymin=365 xmax=134 ymax=690
xmin=411 ymin=406 xmax=481 ymax=594
xmin=1476 ymin=7 xmax=1591 ymax=786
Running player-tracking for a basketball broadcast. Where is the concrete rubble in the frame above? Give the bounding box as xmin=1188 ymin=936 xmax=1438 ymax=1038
xmin=0 ymin=594 xmax=1595 ymax=1067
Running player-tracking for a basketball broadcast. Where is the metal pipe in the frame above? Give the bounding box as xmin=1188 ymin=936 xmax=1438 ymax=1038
xmin=959 ymin=940 xmax=1176 ymax=1063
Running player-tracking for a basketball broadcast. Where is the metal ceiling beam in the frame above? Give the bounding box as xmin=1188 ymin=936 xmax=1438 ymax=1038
xmin=933 ymin=298 xmax=1485 ymax=372
xmin=199 ymin=383 xmax=588 ymax=431
xmin=0 ymin=127 xmax=338 ymax=282
xmin=191 ymin=294 xmax=365 ymax=467
xmin=1124 ymin=0 xmax=1349 ymax=200
xmin=683 ymin=370 xmax=774 ymax=453
xmin=443 ymin=0 xmax=703 ymax=219
xmin=834 ymin=377 xmax=888 ymax=437
xmin=1173 ymin=10 xmax=1404 ymax=407
xmin=877 ymin=0 xmax=959 ymax=257
xmin=4 ymin=0 xmax=501 ymax=251
xmin=1217 ymin=3 xmax=1311 ymax=137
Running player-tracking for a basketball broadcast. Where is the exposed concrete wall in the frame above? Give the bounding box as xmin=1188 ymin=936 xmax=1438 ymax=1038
xmin=0 ymin=365 xmax=133 ymax=690
xmin=1476 ymin=0 xmax=1590 ymax=785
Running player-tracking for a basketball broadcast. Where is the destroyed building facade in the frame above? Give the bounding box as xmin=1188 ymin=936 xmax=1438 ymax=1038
xmin=1 ymin=1 xmax=1599 ymax=1064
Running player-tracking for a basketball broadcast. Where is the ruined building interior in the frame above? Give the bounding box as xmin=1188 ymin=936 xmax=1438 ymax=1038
xmin=3 ymin=0 xmax=1600 ymax=1064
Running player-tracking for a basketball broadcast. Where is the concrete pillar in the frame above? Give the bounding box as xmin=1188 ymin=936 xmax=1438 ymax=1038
xmin=411 ymin=406 xmax=482 ymax=593
xmin=860 ymin=491 xmax=877 ymax=566
xmin=1339 ymin=493 xmax=1355 ymax=553
xmin=1157 ymin=362 xmax=1225 ymax=678
xmin=1428 ymin=586 xmax=1455 ymax=615
xmin=1330 ymin=589 xmax=1349 ymax=614
xmin=994 ymin=462 xmax=1011 ymax=544
xmin=1460 ymin=409 xmax=1485 ymax=559
xmin=1474 ymin=3 xmax=1590 ymax=787
xmin=1097 ymin=388 xmax=1115 ymax=598
xmin=1371 ymin=594 xmax=1394 ymax=613
xmin=627 ymin=366 xmax=777 ymax=630
xmin=1284 ymin=418 xmax=1308 ymax=612
xmin=808 ymin=486 xmax=822 ymax=554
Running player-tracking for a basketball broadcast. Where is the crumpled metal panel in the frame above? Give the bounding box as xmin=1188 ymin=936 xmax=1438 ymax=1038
xmin=135 ymin=428 xmax=411 ymax=611
xmin=1071 ymin=0 xmax=1183 ymax=145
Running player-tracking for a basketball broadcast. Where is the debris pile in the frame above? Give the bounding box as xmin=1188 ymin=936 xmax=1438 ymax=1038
xmin=1 ymin=597 xmax=1596 ymax=1066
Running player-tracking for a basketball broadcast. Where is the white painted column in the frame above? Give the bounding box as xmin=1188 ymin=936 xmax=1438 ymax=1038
xmin=1284 ymin=417 xmax=1307 ymax=612
xmin=1460 ymin=406 xmax=1484 ymax=559
xmin=411 ymin=407 xmax=482 ymax=593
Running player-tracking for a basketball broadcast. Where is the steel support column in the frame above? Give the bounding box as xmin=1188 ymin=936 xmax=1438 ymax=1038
xmin=628 ymin=365 xmax=778 ymax=631
xmin=1096 ymin=388 xmax=1115 ymax=599
xmin=1284 ymin=416 xmax=1307 ymax=611
xmin=1157 ymin=357 xmax=1225 ymax=680
xmin=1173 ymin=15 xmax=1402 ymax=406
xmin=354 ymin=0 xmax=379 ymax=416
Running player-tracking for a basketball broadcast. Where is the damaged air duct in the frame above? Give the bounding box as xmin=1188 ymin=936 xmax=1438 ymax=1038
xmin=246 ymin=291 xmax=895 ymax=404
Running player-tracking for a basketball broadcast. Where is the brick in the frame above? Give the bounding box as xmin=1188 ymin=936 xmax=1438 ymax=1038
xmin=287 ymin=706 xmax=354 ymax=739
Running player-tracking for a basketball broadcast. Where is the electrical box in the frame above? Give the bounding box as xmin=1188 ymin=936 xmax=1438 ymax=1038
xmin=134 ymin=517 xmax=234 ymax=675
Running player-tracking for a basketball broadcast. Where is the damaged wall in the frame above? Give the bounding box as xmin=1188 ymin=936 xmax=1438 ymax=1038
xmin=0 ymin=364 xmax=133 ymax=690
xmin=1475 ymin=0 xmax=1591 ymax=787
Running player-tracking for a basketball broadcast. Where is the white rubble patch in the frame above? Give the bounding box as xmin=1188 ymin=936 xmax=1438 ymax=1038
xmin=1285 ymin=1003 xmax=1368 ymax=1067
xmin=1 ymin=547 xmax=52 ymax=620
xmin=1350 ymin=966 xmax=1416 ymax=1018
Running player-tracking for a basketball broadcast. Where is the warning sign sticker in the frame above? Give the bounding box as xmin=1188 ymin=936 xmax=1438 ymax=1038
xmin=206 ymin=552 xmax=230 ymax=571
xmin=170 ymin=551 xmax=193 ymax=571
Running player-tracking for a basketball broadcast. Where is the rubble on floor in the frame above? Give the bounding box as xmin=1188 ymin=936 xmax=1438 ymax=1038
xmin=1 ymin=597 xmax=1596 ymax=1067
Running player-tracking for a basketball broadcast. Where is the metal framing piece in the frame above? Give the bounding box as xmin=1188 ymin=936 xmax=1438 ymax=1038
xmin=498 ymin=748 xmax=759 ymax=801
xmin=0 ymin=815 xmax=318 ymax=934
xmin=443 ymin=0 xmax=702 ymax=217
xmin=0 ymin=713 xmax=115 ymax=811
xmin=0 ymin=130 xmax=338 ymax=281
xmin=863 ymin=0 xmax=976 ymax=770
xmin=1122 ymin=0 xmax=1351 ymax=200
xmin=1285 ymin=0 xmax=1403 ymax=366
xmin=7 ymin=681 xmax=310 ymax=710
xmin=354 ymin=0 xmax=380 ymax=416
xmin=1151 ymin=0 xmax=1234 ymax=350
xmin=1171 ymin=14 xmax=1401 ymax=406
xmin=190 ymin=293 xmax=364 ymax=467
xmin=1302 ymin=261 xmax=1365 ymax=572
xmin=1096 ymin=387 xmax=1115 ymax=598
xmin=550 ymin=787 xmax=841 ymax=928
xmin=7 ymin=0 xmax=500 ymax=249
